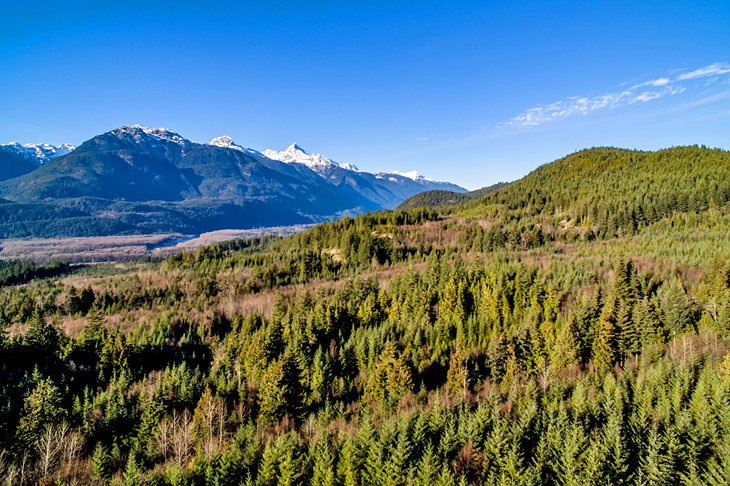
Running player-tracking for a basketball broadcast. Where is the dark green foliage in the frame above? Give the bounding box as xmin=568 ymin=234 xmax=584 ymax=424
xmin=16 ymin=379 xmax=65 ymax=448
xmin=0 ymin=260 xmax=70 ymax=287
xmin=91 ymin=443 xmax=112 ymax=480
xmin=463 ymin=146 xmax=730 ymax=238
xmin=396 ymin=182 xmax=507 ymax=210
xmin=0 ymin=149 xmax=38 ymax=181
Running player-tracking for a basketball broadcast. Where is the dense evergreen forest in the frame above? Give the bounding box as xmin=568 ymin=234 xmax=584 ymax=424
xmin=2 ymin=146 xmax=730 ymax=485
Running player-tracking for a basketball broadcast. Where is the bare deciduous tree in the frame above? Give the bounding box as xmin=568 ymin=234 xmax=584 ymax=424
xmin=35 ymin=421 xmax=83 ymax=480
xmin=157 ymin=409 xmax=194 ymax=467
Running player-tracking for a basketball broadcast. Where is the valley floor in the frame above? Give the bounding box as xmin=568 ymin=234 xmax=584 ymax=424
xmin=0 ymin=225 xmax=312 ymax=263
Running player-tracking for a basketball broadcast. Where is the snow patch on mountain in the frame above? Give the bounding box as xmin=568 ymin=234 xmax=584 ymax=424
xmin=391 ymin=170 xmax=423 ymax=181
xmin=390 ymin=170 xmax=432 ymax=181
xmin=375 ymin=170 xmax=434 ymax=182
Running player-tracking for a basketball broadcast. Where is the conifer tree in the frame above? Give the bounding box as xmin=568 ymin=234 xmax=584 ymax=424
xmin=122 ymin=453 xmax=140 ymax=486
xmin=593 ymin=296 xmax=618 ymax=371
xmin=386 ymin=429 xmax=412 ymax=486
xmin=447 ymin=347 xmax=470 ymax=398
xmin=80 ymin=305 xmax=106 ymax=345
xmin=337 ymin=436 xmax=361 ymax=486
xmin=17 ymin=378 xmax=64 ymax=448
xmin=550 ymin=315 xmax=579 ymax=372
xmin=636 ymin=427 xmax=674 ymax=485
xmin=365 ymin=342 xmax=412 ymax=407
xmin=257 ymin=442 xmax=279 ymax=486
xmin=312 ymin=439 xmax=337 ymax=486
xmin=414 ymin=444 xmax=439 ymax=486
xmin=362 ymin=437 xmax=384 ymax=486
xmin=658 ymin=278 xmax=692 ymax=336
xmin=617 ymin=300 xmax=640 ymax=362
xmin=439 ymin=278 xmax=466 ymax=324
xmin=24 ymin=311 xmax=58 ymax=350
xmin=91 ymin=443 xmax=113 ymax=481
xmin=277 ymin=445 xmax=303 ymax=486
xmin=434 ymin=464 xmax=456 ymax=486
xmin=309 ymin=347 xmax=331 ymax=406
xmin=634 ymin=297 xmax=662 ymax=346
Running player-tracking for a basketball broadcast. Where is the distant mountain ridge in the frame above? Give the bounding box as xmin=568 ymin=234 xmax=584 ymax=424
xmin=264 ymin=143 xmax=360 ymax=172
xmin=0 ymin=142 xmax=75 ymax=181
xmin=0 ymin=141 xmax=75 ymax=165
xmin=0 ymin=126 xmax=465 ymax=237
xmin=263 ymin=142 xmax=465 ymax=208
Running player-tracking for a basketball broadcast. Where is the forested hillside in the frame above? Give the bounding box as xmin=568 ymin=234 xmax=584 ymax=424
xmin=1 ymin=146 xmax=730 ymax=485
xmin=396 ymin=183 xmax=507 ymax=211
xmin=459 ymin=146 xmax=730 ymax=237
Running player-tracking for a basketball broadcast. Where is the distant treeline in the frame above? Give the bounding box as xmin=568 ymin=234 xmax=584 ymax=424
xmin=0 ymin=260 xmax=70 ymax=287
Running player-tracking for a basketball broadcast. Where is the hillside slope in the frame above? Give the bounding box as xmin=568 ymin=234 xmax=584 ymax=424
xmin=0 ymin=150 xmax=39 ymax=181
xmin=462 ymin=146 xmax=730 ymax=236
xmin=397 ymin=182 xmax=508 ymax=210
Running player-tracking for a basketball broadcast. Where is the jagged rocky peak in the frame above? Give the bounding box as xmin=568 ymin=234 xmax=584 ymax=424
xmin=264 ymin=143 xmax=359 ymax=172
xmin=209 ymin=135 xmax=235 ymax=147
xmin=209 ymin=135 xmax=244 ymax=152
xmin=207 ymin=135 xmax=264 ymax=157
xmin=286 ymin=143 xmax=307 ymax=154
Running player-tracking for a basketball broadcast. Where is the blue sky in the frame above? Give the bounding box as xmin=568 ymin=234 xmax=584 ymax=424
xmin=2 ymin=1 xmax=729 ymax=189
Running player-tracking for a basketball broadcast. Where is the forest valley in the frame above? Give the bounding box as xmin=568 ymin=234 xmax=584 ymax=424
xmin=2 ymin=146 xmax=730 ymax=485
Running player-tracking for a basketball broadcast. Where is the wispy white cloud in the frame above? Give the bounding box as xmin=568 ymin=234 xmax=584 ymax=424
xmin=677 ymin=62 xmax=730 ymax=81
xmin=502 ymin=86 xmax=684 ymax=128
xmin=500 ymin=62 xmax=730 ymax=129
xmin=638 ymin=77 xmax=671 ymax=87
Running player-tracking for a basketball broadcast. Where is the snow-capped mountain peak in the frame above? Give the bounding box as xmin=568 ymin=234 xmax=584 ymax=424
xmin=264 ymin=144 xmax=359 ymax=172
xmin=209 ymin=135 xmax=248 ymax=153
xmin=288 ymin=143 xmax=307 ymax=154
xmin=0 ymin=141 xmax=76 ymax=165
xmin=209 ymin=136 xmax=239 ymax=149
xmin=113 ymin=125 xmax=189 ymax=146
xmin=208 ymin=136 xmax=264 ymax=157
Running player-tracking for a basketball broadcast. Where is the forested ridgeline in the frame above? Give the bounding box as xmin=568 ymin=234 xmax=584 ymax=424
xmin=1 ymin=146 xmax=730 ymax=485
xmin=458 ymin=146 xmax=730 ymax=239
xmin=396 ymin=183 xmax=508 ymax=211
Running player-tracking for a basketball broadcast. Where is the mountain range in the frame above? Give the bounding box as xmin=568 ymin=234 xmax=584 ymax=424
xmin=0 ymin=126 xmax=464 ymax=238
